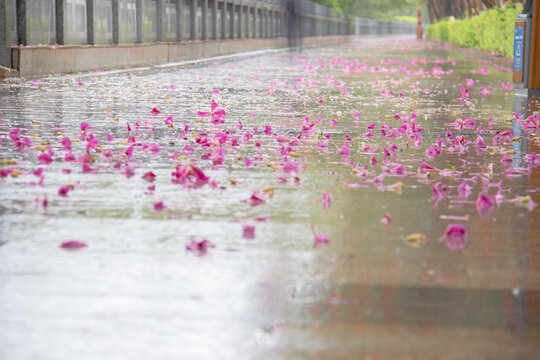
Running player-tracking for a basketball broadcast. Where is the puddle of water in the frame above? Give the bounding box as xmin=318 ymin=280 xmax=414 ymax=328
xmin=1 ymin=37 xmax=539 ymax=359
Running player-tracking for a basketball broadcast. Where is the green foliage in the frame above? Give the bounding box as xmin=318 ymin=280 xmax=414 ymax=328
xmin=426 ymin=5 xmax=522 ymax=58
xmin=311 ymin=0 xmax=426 ymax=19
xmin=393 ymin=15 xmax=417 ymax=23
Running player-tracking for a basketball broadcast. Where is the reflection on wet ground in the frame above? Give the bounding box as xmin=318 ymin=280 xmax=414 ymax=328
xmin=1 ymin=37 xmax=539 ymax=359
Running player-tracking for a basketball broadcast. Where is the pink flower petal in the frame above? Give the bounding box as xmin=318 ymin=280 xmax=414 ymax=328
xmin=142 ymin=171 xmax=156 ymax=182
xmin=60 ymin=241 xmax=87 ymax=249
xmin=321 ymin=192 xmax=331 ymax=210
xmin=186 ymin=239 xmax=214 ymax=254
xmin=154 ymin=201 xmax=165 ymax=212
xmin=80 ymin=122 xmax=93 ymax=131
xmin=164 ymin=115 xmax=174 ymax=125
xmin=444 ymin=224 xmax=468 ymax=250
xmin=249 ymin=193 xmax=266 ymax=206
xmin=58 ymin=186 xmax=71 ymax=197
xmin=476 ymin=193 xmax=494 ymax=217
xmin=381 ymin=213 xmax=392 ymax=226
xmin=242 ymin=225 xmax=255 ymax=239
xmin=38 ymin=153 xmax=54 ymax=164
xmin=314 ymin=233 xmax=329 ymax=247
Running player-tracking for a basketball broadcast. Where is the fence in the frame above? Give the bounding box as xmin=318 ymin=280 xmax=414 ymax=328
xmin=0 ymin=0 xmax=418 ymax=70
xmin=354 ymin=17 xmax=417 ymax=36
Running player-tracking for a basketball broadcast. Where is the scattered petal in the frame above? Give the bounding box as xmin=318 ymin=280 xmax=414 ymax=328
xmin=60 ymin=241 xmax=87 ymax=250
xmin=381 ymin=213 xmax=392 ymax=226
xmin=444 ymin=224 xmax=468 ymax=251
xmin=242 ymin=225 xmax=255 ymax=239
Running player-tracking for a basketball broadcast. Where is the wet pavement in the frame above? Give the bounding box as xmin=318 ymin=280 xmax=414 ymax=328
xmin=1 ymin=37 xmax=540 ymax=359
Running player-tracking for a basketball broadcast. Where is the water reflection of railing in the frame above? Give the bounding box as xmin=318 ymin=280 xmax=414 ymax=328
xmin=0 ymin=0 xmax=417 ymax=68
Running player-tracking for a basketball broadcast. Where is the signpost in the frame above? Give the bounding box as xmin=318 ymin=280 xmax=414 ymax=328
xmin=513 ymin=21 xmax=525 ymax=83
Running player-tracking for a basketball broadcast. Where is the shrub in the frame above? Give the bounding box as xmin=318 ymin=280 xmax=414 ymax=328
xmin=426 ymin=5 xmax=522 ymax=57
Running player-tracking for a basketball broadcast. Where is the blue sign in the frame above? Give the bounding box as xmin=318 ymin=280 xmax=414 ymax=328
xmin=514 ymin=26 xmax=524 ymax=72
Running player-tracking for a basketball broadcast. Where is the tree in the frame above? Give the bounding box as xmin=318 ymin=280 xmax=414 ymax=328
xmin=426 ymin=0 xmax=523 ymax=22
xmin=311 ymin=0 xmax=426 ymax=20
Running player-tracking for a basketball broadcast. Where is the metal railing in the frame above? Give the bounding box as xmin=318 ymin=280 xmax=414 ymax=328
xmin=0 ymin=0 xmax=418 ymax=69
xmin=353 ymin=17 xmax=418 ymax=36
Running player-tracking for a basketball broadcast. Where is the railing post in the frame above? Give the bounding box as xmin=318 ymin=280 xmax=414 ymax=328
xmin=259 ymin=5 xmax=263 ymax=38
xmin=279 ymin=11 xmax=282 ymax=38
xmin=136 ymin=0 xmax=143 ymax=43
xmin=220 ymin=0 xmax=226 ymax=39
xmin=16 ymin=0 xmax=26 ymax=45
xmin=237 ymin=0 xmax=242 ymax=39
xmin=229 ymin=0 xmax=234 ymax=39
xmin=112 ymin=0 xmax=119 ymax=44
xmin=211 ymin=0 xmax=217 ymax=40
xmin=267 ymin=8 xmax=270 ymax=38
xmin=252 ymin=5 xmax=256 ymax=38
xmin=276 ymin=11 xmax=280 ymax=38
xmin=86 ymin=0 xmax=94 ymax=44
xmin=274 ymin=11 xmax=277 ymax=38
xmin=177 ymin=0 xmax=183 ymax=41
xmin=202 ymin=0 xmax=208 ymax=40
xmin=417 ymin=9 xmax=422 ymax=39
xmin=157 ymin=0 xmax=164 ymax=42
xmin=529 ymin=0 xmax=540 ymax=89
xmin=190 ymin=0 xmax=196 ymax=40
xmin=269 ymin=10 xmax=274 ymax=38
xmin=263 ymin=8 xmax=267 ymax=38
xmin=55 ymin=0 xmax=64 ymax=45
xmin=0 ymin=0 xmax=8 ymax=67
xmin=247 ymin=4 xmax=250 ymax=38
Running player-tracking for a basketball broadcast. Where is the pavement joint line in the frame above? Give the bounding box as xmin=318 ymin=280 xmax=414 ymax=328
xmin=72 ymin=67 xmax=152 ymax=79
xmin=69 ymin=47 xmax=293 ymax=80
xmin=153 ymin=47 xmax=289 ymax=69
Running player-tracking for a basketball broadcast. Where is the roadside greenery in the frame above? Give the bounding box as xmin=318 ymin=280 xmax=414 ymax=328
xmin=393 ymin=15 xmax=418 ymax=23
xmin=311 ymin=0 xmax=425 ymax=21
xmin=426 ymin=4 xmax=522 ymax=58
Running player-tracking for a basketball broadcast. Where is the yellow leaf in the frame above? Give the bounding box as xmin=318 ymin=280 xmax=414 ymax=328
xmin=386 ymin=181 xmax=402 ymax=193
xmin=262 ymin=187 xmax=274 ymax=197
xmin=404 ymin=233 xmax=426 ymax=248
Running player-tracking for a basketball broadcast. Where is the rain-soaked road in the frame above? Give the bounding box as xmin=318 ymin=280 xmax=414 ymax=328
xmin=1 ymin=37 xmax=540 ymax=359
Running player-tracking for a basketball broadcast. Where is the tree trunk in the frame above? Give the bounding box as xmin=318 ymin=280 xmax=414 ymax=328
xmin=482 ymin=0 xmax=498 ymax=8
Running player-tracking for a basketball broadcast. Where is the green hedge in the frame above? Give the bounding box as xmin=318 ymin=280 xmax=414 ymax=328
xmin=426 ymin=5 xmax=522 ymax=58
